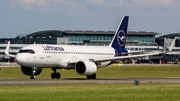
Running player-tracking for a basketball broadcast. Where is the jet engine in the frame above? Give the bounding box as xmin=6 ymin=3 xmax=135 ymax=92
xmin=21 ymin=66 xmax=42 ymax=75
xmin=75 ymin=61 xmax=97 ymax=75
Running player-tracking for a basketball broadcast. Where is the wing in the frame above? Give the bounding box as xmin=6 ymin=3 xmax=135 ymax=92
xmin=93 ymin=52 xmax=161 ymax=62
xmin=68 ymin=52 xmax=162 ymax=64
xmin=122 ymin=50 xmax=152 ymax=55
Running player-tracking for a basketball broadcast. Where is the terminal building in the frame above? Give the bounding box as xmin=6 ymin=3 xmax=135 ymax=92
xmin=156 ymin=33 xmax=180 ymax=47
xmin=0 ymin=30 xmax=157 ymax=46
xmin=0 ymin=30 xmax=179 ymax=64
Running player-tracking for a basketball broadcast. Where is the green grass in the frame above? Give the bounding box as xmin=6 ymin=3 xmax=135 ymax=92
xmin=0 ymin=65 xmax=179 ymax=79
xmin=0 ymin=65 xmax=180 ymax=101
xmin=0 ymin=84 xmax=180 ymax=101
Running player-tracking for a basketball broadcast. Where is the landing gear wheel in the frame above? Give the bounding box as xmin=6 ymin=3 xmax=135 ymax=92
xmin=51 ymin=73 xmax=56 ymax=79
xmin=30 ymin=75 xmax=36 ymax=79
xmin=51 ymin=73 xmax=61 ymax=79
xmin=56 ymin=73 xmax=61 ymax=79
xmin=92 ymin=73 xmax=96 ymax=79
xmin=87 ymin=75 xmax=91 ymax=79
xmin=51 ymin=68 xmax=61 ymax=79
xmin=86 ymin=73 xmax=96 ymax=79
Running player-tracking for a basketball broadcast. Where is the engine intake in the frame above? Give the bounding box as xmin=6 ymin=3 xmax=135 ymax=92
xmin=21 ymin=66 xmax=42 ymax=75
xmin=75 ymin=61 xmax=97 ymax=75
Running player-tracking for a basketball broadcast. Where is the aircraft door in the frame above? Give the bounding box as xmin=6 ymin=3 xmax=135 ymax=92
xmin=38 ymin=46 xmax=48 ymax=65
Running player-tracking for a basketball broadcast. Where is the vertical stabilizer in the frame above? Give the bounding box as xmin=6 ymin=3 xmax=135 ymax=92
xmin=109 ymin=16 xmax=129 ymax=49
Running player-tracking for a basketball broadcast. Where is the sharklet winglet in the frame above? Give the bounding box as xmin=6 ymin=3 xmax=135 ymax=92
xmin=5 ymin=41 xmax=16 ymax=58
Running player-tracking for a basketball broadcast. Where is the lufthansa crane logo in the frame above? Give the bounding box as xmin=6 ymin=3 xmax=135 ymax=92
xmin=117 ymin=30 xmax=125 ymax=46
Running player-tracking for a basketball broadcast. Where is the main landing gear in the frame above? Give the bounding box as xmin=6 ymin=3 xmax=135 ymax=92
xmin=51 ymin=68 xmax=61 ymax=79
xmin=87 ymin=73 xmax=96 ymax=79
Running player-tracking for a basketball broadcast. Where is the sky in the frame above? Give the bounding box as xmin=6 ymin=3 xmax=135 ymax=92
xmin=0 ymin=0 xmax=180 ymax=38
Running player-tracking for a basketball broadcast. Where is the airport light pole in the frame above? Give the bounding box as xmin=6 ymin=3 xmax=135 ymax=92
xmin=178 ymin=37 xmax=180 ymax=63
xmin=16 ymin=29 xmax=18 ymax=37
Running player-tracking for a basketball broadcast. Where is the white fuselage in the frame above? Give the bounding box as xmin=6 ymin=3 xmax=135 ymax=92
xmin=15 ymin=44 xmax=115 ymax=68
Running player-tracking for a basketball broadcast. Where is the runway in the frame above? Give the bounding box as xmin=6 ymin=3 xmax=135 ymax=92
xmin=0 ymin=78 xmax=180 ymax=86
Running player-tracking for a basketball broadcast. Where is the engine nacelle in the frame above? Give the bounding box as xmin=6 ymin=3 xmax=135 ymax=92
xmin=75 ymin=61 xmax=97 ymax=75
xmin=21 ymin=66 xmax=42 ymax=75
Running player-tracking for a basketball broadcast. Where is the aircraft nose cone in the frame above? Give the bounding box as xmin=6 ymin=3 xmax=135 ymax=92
xmin=15 ymin=54 xmax=26 ymax=65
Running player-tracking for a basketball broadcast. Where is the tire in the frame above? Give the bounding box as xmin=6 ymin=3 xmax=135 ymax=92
xmin=51 ymin=73 xmax=56 ymax=79
xmin=87 ymin=75 xmax=92 ymax=79
xmin=30 ymin=75 xmax=36 ymax=79
xmin=56 ymin=73 xmax=61 ymax=79
xmin=92 ymin=73 xmax=96 ymax=79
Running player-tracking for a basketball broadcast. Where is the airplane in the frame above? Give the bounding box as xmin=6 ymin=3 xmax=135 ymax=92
xmin=5 ymin=16 xmax=176 ymax=79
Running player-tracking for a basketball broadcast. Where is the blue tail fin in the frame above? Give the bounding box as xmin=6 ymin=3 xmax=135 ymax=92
xmin=109 ymin=16 xmax=129 ymax=49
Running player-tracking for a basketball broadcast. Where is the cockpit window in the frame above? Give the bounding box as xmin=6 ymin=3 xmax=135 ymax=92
xmin=18 ymin=49 xmax=35 ymax=54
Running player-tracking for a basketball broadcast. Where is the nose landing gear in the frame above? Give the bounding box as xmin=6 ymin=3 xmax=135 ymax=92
xmin=30 ymin=67 xmax=36 ymax=79
xmin=30 ymin=75 xmax=36 ymax=79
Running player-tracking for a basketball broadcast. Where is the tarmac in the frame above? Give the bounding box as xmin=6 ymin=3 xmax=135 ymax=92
xmin=0 ymin=78 xmax=180 ymax=86
xmin=0 ymin=62 xmax=20 ymax=67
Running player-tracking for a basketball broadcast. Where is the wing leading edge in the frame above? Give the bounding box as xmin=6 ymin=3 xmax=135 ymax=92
xmin=93 ymin=52 xmax=161 ymax=62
